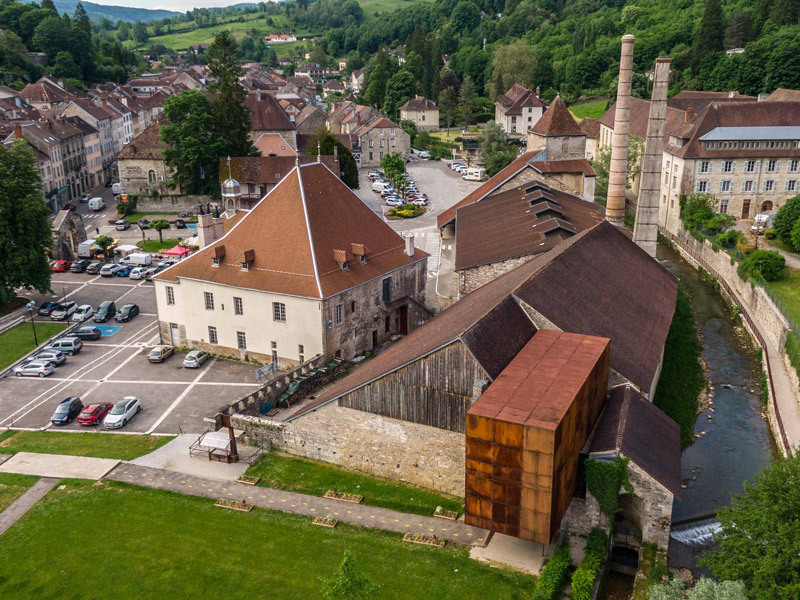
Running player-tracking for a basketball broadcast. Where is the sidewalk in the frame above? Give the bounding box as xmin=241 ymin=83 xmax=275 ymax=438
xmin=0 ymin=477 xmax=59 ymax=536
xmin=105 ymin=463 xmax=490 ymax=547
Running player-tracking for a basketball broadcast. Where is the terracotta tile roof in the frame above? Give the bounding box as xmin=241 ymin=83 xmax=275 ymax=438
xmin=495 ymin=84 xmax=546 ymax=115
xmin=599 ymin=96 xmax=688 ymax=142
xmin=667 ymin=90 xmax=755 ymax=114
xmin=355 ymin=116 xmax=399 ymax=136
xmin=117 ymin=122 xmax=166 ymax=160
xmin=455 ymin=179 xmax=604 ymax=270
xmin=579 ymin=117 xmax=601 ymax=138
xmin=530 ymin=96 xmax=583 ymax=136
xmin=765 ymin=88 xmax=800 ymax=102
xmin=245 ymin=90 xmax=295 ymax=132
xmin=590 ymin=385 xmax=682 ymax=497
xmin=156 ymin=162 xmax=426 ymax=299
xmin=254 ymin=133 xmax=296 ymax=156
xmin=224 ymin=155 xmax=338 ymax=183
xmin=400 ymin=96 xmax=438 ymax=111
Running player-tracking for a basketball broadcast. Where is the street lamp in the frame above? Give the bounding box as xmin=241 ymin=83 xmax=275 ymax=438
xmin=26 ymin=300 xmax=38 ymax=347
xmin=62 ymin=286 xmax=67 ymax=305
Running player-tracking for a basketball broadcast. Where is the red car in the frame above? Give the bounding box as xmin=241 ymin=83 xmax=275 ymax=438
xmin=52 ymin=260 xmax=72 ymax=272
xmin=77 ymin=402 xmax=114 ymax=426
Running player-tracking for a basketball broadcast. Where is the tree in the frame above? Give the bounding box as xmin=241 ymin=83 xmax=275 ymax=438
xmin=133 ymin=21 xmax=149 ymax=45
xmin=383 ymin=70 xmax=416 ymax=119
xmin=94 ymin=234 xmax=114 ymax=259
xmin=484 ymin=149 xmax=518 ymax=176
xmin=117 ymin=21 xmax=130 ymax=41
xmin=52 ymin=51 xmax=80 ymax=79
xmin=32 ymin=15 xmax=71 ymax=59
xmin=320 ymin=551 xmax=379 ymax=600
xmin=702 ymin=454 xmax=800 ymax=597
xmin=304 ymin=129 xmax=359 ymax=189
xmin=150 ymin=219 xmax=171 ymax=243
xmin=478 ymin=121 xmax=508 ymax=162
xmin=737 ymin=249 xmax=785 ymax=281
xmin=791 ymin=218 xmax=800 ymax=253
xmin=438 ymin=86 xmax=457 ymax=132
xmin=160 ymin=90 xmax=228 ymax=196
xmin=649 ymin=577 xmax=746 ymax=600
xmin=41 ymin=0 xmax=56 ymax=10
xmin=0 ymin=141 xmax=52 ymax=303
xmin=490 ymin=40 xmax=537 ymax=98
xmin=692 ymin=0 xmax=724 ymax=73
xmin=206 ymin=31 xmax=256 ymax=158
xmin=380 ymin=152 xmax=406 ymax=196
xmin=459 ymin=75 xmax=476 ymax=128
xmin=774 ymin=195 xmax=800 ymax=248
xmin=450 ymin=0 xmax=480 ymax=32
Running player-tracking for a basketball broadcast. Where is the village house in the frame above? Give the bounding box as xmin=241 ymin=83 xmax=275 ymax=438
xmin=264 ymin=33 xmax=297 ymax=43
xmin=495 ymin=84 xmax=547 ymax=134
xmin=19 ymin=76 xmax=76 ymax=111
xmin=323 ymin=79 xmax=345 ymax=98
xmin=5 ymin=127 xmax=57 ymax=209
xmin=295 ymin=63 xmax=329 ymax=84
xmin=153 ymin=162 xmax=429 ymax=366
xmin=57 ymin=98 xmax=116 ymax=184
xmin=354 ymin=116 xmax=411 ymax=167
xmin=116 ymin=121 xmax=170 ymax=195
xmin=64 ymin=117 xmax=103 ymax=190
xmin=295 ymin=105 xmax=326 ymax=136
xmin=399 ymin=96 xmax=439 ymax=132
xmin=254 ymin=133 xmax=297 ymax=157
xmin=245 ymin=90 xmax=297 ymax=149
xmin=349 ymin=69 xmax=364 ymax=94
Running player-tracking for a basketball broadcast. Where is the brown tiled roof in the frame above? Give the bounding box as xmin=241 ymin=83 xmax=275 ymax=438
xmin=254 ymin=133 xmax=296 ymax=156
xmin=245 ymin=90 xmax=295 ymax=132
xmin=156 ymin=162 xmax=426 ymax=299
xmin=514 ymin=221 xmax=677 ymax=392
xmin=530 ymin=96 xmax=583 ymax=136
xmin=667 ymin=90 xmax=756 ymax=113
xmin=599 ymin=96 xmax=688 ymax=142
xmin=117 ymin=122 xmax=166 ymax=160
xmin=532 ymin=158 xmax=595 ymax=176
xmin=495 ymin=84 xmax=546 ymax=115
xmin=579 ymin=117 xmax=601 ymax=138
xmin=224 ymin=155 xmax=337 ymax=183
xmin=765 ymin=88 xmax=800 ymax=102
xmin=590 ymin=385 xmax=682 ymax=498
xmin=400 ymin=96 xmax=438 ymax=111
xmin=455 ymin=180 xmax=604 ymax=270
xmin=355 ymin=116 xmax=399 ymax=136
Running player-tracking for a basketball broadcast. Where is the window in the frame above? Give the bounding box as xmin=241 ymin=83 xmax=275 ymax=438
xmin=379 ymin=139 xmax=385 ymax=148
xmin=789 ymin=159 xmax=799 ymax=172
xmin=204 ymin=292 xmax=214 ymax=310
xmin=233 ymin=297 xmax=243 ymax=315
xmin=335 ymin=303 xmax=343 ymax=324
xmin=699 ymin=161 xmax=710 ymax=173
xmin=390 ymin=128 xmax=395 ymax=135
xmin=298 ymin=344 xmax=304 ymax=354
xmin=236 ymin=331 xmax=246 ymax=350
xmin=697 ymin=181 xmax=708 ymax=192
xmin=722 ymin=160 xmax=733 ymax=173
xmin=745 ymin=160 xmax=757 ymax=173
xmin=672 ymin=175 xmax=677 ymax=190
xmin=166 ymin=286 xmax=175 ymax=305
xmin=391 ymin=139 xmax=395 ymax=147
xmin=764 ymin=180 xmax=776 ymax=192
xmin=211 ymin=257 xmax=219 ymax=267
xmin=720 ymin=199 xmax=728 ymax=213
xmin=148 ymin=170 xmax=156 ymax=183
xmin=273 ymin=302 xmax=286 ymax=322
xmin=767 ymin=160 xmax=777 ymax=173
xmin=664 ymin=171 xmax=669 ymax=184
xmin=208 ymin=326 xmax=218 ymax=344
xmin=350 ymin=300 xmax=356 ymax=313
xmin=788 ymin=180 xmax=797 ymax=192
xmin=720 ymin=180 xmax=732 ymax=193
xmin=743 ymin=180 xmax=754 ymax=192
xmin=369 ymin=151 xmax=373 ymax=160
xmin=271 ymin=341 xmax=277 ymax=350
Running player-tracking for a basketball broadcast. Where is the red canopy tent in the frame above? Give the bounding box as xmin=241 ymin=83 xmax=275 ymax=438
xmin=162 ymin=246 xmax=192 ymax=256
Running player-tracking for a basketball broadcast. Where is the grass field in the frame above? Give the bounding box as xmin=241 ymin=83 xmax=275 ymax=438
xmin=767 ymin=268 xmax=800 ymax=326
xmin=0 ymin=473 xmax=39 ymax=513
xmin=137 ymin=238 xmax=181 ymax=252
xmin=568 ymin=99 xmax=608 ymax=120
xmin=0 ymin=430 xmax=173 ymax=461
xmin=244 ymin=452 xmax=464 ymax=517
xmin=0 ymin=480 xmax=533 ymax=599
xmin=0 ymin=321 xmax=68 ymax=370
xmin=123 ymin=211 xmax=182 ymax=222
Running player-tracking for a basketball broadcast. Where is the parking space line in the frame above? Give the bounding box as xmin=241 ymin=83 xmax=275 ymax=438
xmin=146 ymin=358 xmax=218 ymax=434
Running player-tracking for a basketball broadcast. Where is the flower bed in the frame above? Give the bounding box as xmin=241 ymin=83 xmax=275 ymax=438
xmin=312 ymin=515 xmax=338 ymax=528
xmin=214 ymin=498 xmax=253 ymax=512
xmin=236 ymin=475 xmax=260 ymax=486
xmin=385 ymin=204 xmax=425 ymax=219
xmin=403 ymin=533 xmax=445 ymax=548
xmin=433 ymin=506 xmax=458 ymax=521
xmin=324 ymin=490 xmax=363 ymax=504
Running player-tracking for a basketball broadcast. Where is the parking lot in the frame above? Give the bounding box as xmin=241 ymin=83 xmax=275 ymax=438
xmin=1 ymin=272 xmax=261 ymax=435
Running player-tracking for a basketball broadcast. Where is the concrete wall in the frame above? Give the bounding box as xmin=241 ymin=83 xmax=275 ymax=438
xmin=133 ymin=194 xmax=211 ymax=214
xmin=233 ymin=403 xmax=466 ymax=496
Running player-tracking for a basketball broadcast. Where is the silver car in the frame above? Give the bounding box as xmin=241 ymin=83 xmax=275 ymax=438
xmin=129 ymin=267 xmax=148 ymax=280
xmin=103 ymin=396 xmax=141 ymax=429
xmin=183 ymin=350 xmax=210 ymax=368
xmin=14 ymin=360 xmax=55 ymax=378
xmin=100 ymin=263 xmax=120 ymax=277
xmin=24 ymin=350 xmax=66 ymax=366
xmin=50 ymin=301 xmax=77 ymax=321
xmin=72 ymin=305 xmax=94 ymax=322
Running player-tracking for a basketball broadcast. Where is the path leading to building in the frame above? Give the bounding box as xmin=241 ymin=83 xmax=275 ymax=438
xmin=0 ymin=477 xmax=59 ymax=536
xmin=104 ymin=463 xmax=490 ymax=547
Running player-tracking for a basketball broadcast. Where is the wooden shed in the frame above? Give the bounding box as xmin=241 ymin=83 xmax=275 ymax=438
xmin=465 ymin=330 xmax=610 ymax=544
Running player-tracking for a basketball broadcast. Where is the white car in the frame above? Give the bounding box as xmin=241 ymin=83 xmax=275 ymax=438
xmin=129 ymin=266 xmax=148 ymax=280
xmin=385 ymin=197 xmax=404 ymax=207
xmin=50 ymin=301 xmax=77 ymax=321
xmin=455 ymin=165 xmax=469 ymax=175
xmin=103 ymin=396 xmax=141 ymax=429
xmin=24 ymin=350 xmax=66 ymax=366
xmin=450 ymin=162 xmax=465 ymax=171
xmin=72 ymin=305 xmax=94 ymax=322
xmin=183 ymin=350 xmax=210 ymax=368
xmin=418 ymin=150 xmax=430 ymax=158
xmin=14 ymin=360 xmax=55 ymax=378
xmin=100 ymin=263 xmax=120 ymax=277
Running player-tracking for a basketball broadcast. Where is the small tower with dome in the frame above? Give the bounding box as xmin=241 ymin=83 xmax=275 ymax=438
xmin=221 ymin=156 xmax=242 ymax=216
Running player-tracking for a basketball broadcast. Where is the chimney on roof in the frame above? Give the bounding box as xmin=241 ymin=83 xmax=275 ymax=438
xmin=684 ymin=106 xmax=693 ymax=122
xmin=535 ymin=86 xmax=540 ymax=98
xmin=605 ymin=34 xmax=634 ymax=227
xmin=14 ymin=123 xmax=22 ymax=139
xmin=405 ymin=235 xmax=415 ymax=257
xmin=633 ymin=57 xmax=670 ymax=258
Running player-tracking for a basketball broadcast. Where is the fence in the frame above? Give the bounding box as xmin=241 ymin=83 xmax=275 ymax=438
xmin=754 ymin=273 xmax=800 ymax=342
xmin=660 ymin=228 xmax=792 ymax=455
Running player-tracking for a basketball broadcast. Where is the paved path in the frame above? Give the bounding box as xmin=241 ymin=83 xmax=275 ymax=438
xmin=105 ymin=463 xmax=490 ymax=546
xmin=0 ymin=452 xmax=119 ymax=480
xmin=0 ymin=477 xmax=58 ymax=536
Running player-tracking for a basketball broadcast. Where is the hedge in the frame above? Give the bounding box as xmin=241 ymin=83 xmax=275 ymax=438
xmin=531 ymin=538 xmax=571 ymax=600
xmin=571 ymin=529 xmax=608 ymax=600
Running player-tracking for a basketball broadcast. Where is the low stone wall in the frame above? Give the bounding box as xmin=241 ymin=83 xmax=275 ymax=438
xmin=232 ymin=403 xmax=466 ymax=496
xmin=132 ymin=194 xmax=212 ymax=215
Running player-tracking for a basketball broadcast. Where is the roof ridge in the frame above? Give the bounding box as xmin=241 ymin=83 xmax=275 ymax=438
xmin=296 ymin=165 xmax=324 ymax=297
xmin=616 ymin=386 xmax=630 ymax=450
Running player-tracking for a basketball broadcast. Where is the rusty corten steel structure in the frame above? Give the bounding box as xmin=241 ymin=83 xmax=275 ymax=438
xmin=464 ymin=330 xmax=610 ymax=545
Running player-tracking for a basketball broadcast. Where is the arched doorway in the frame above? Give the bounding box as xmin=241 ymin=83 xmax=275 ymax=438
xmin=611 ymin=494 xmax=643 ymax=575
xmin=761 ymin=201 xmax=773 ymax=212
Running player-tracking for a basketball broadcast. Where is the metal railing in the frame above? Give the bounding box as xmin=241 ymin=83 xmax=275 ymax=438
xmin=660 ymin=228 xmax=792 ymax=455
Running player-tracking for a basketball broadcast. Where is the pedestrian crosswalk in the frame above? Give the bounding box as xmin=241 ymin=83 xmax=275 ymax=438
xmin=425 ymin=234 xmax=440 ymax=274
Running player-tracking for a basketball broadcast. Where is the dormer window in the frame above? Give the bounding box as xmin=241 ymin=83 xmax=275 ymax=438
xmin=211 ymin=245 xmax=225 ymax=267
xmin=241 ymin=262 xmax=249 ymax=271
xmin=360 ymin=255 xmax=367 ymax=265
xmin=212 ymin=257 xmax=220 ymax=267
xmin=341 ymin=261 xmax=349 ymax=271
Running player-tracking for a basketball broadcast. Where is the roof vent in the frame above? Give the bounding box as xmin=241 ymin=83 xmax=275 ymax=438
xmin=333 ymin=249 xmax=352 ymax=271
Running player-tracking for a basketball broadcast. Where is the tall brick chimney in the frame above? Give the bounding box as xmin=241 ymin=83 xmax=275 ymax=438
xmin=633 ymin=57 xmax=671 ymax=258
xmin=605 ymin=34 xmax=635 ymax=226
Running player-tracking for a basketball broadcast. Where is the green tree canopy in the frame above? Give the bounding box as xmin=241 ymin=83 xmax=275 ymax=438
xmin=304 ymin=129 xmax=359 ymax=189
xmin=773 ymin=195 xmax=800 ymax=248
xmin=383 ymin=70 xmax=416 ymax=119
xmin=150 ymin=219 xmax=171 ymax=242
xmin=0 ymin=140 xmax=52 ymax=302
xmin=490 ymin=40 xmax=537 ymax=98
xmin=52 ymin=50 xmax=80 ymax=79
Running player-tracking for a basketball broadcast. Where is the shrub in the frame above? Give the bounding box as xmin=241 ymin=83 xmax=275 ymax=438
xmin=716 ymin=230 xmax=741 ymax=248
xmin=571 ymin=529 xmax=608 ymax=600
xmin=773 ymin=195 xmax=800 ymax=247
xmin=703 ymin=213 xmax=736 ymax=233
xmin=531 ymin=540 xmax=571 ymax=600
xmin=736 ymin=249 xmax=785 ymax=281
xmin=765 ymin=228 xmax=776 ymax=240
xmin=791 ymin=218 xmax=800 ymax=253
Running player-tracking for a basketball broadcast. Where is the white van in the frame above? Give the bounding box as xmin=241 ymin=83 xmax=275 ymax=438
xmin=111 ymin=183 xmax=122 ymax=195
xmin=88 ymin=197 xmax=105 ymax=212
xmin=372 ymin=181 xmax=391 ymax=193
xmin=77 ymin=240 xmax=95 ymax=259
xmin=464 ymin=168 xmax=486 ymax=181
xmin=750 ymin=210 xmax=777 ymax=234
xmin=120 ymin=253 xmax=153 ymax=267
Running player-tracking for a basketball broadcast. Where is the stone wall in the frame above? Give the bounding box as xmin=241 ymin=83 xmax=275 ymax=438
xmin=458 ymin=255 xmax=535 ymax=298
xmin=233 ymin=403 xmax=466 ymax=496
xmin=134 ymin=194 xmax=212 ymax=215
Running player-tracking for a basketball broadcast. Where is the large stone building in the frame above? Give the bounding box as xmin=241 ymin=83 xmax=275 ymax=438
xmin=153 ymin=162 xmax=429 ymax=366
xmin=494 ymin=84 xmax=547 ymax=134
xmin=355 ymin=117 xmax=411 ymax=166
xmin=245 ymin=90 xmax=297 ymax=149
xmin=399 ymin=96 xmax=439 ymax=132
xmin=116 ymin=122 xmax=170 ymax=195
xmin=57 ymin=98 xmax=115 ymax=185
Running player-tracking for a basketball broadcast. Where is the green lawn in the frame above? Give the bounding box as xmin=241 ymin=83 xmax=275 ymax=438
xmin=0 ymin=321 xmax=68 ymax=370
xmin=767 ymin=268 xmax=800 ymax=326
xmin=137 ymin=238 xmax=182 ymax=252
xmin=123 ymin=211 xmax=182 ymax=222
xmin=0 ymin=480 xmax=532 ymax=599
xmin=0 ymin=473 xmax=39 ymax=512
xmin=0 ymin=430 xmax=173 ymax=461
xmin=765 ymin=237 xmax=799 ymax=256
xmin=245 ymin=452 xmax=464 ymax=517
xmin=568 ymin=99 xmax=608 ymax=120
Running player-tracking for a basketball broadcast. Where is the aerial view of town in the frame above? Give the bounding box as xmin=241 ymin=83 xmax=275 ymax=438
xmin=0 ymin=0 xmax=798 ymax=597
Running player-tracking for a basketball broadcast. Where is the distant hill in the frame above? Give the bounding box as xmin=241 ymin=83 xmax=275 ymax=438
xmin=22 ymin=0 xmax=182 ymax=22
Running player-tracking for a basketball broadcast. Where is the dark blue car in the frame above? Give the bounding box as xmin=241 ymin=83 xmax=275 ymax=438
xmin=51 ymin=396 xmax=83 ymax=425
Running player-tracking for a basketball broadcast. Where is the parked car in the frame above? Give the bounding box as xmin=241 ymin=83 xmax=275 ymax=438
xmin=70 ymin=259 xmax=91 ymax=273
xmin=45 ymin=337 xmax=83 ymax=355
xmin=160 ymin=259 xmax=178 ymax=268
xmin=129 ymin=266 xmax=148 ymax=280
xmin=93 ymin=301 xmax=116 ymax=323
xmin=138 ymin=218 xmax=149 ymax=230
xmin=175 ymin=219 xmax=187 ymax=229
xmin=115 ymin=265 xmax=133 ymax=277
xmin=418 ymin=150 xmax=430 ymax=158
xmin=50 ymin=301 xmax=77 ymax=321
xmin=143 ymin=267 xmax=161 ymax=281
xmin=183 ymin=350 xmax=210 ymax=368
xmin=380 ymin=188 xmax=397 ymax=198
xmin=450 ymin=161 xmax=465 ymax=170
xmin=24 ymin=349 xmax=66 ymax=366
xmin=385 ymin=197 xmax=404 ymax=207
xmin=86 ymin=262 xmax=103 ymax=275
xmin=115 ymin=219 xmax=130 ymax=231
xmin=75 ymin=325 xmax=102 ymax=341
xmin=103 ymin=396 xmax=140 ymax=429
xmin=14 ymin=360 xmax=55 ymax=378
xmin=77 ymin=402 xmax=113 ymax=426
xmin=99 ymin=263 xmax=120 ymax=277
xmin=80 ymin=193 xmax=91 ymax=203
xmin=51 ymin=396 xmax=83 ymax=425
xmin=52 ymin=260 xmax=72 ymax=272
xmin=148 ymin=345 xmax=174 ymax=363
xmin=409 ymin=197 xmax=428 ymax=206
xmin=115 ymin=303 xmax=139 ymax=322
xmin=72 ymin=305 xmax=94 ymax=322
xmin=38 ymin=301 xmax=59 ymax=316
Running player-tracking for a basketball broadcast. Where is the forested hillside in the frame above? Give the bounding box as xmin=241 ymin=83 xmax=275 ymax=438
xmin=21 ymin=0 xmax=180 ymax=23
